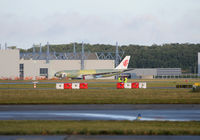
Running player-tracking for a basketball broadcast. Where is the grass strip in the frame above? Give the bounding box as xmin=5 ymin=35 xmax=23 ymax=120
xmin=0 ymin=79 xmax=198 ymax=88
xmin=0 ymin=89 xmax=200 ymax=104
xmin=0 ymin=120 xmax=200 ymax=135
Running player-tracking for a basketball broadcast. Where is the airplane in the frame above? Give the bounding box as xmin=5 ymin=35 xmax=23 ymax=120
xmin=54 ymin=56 xmax=132 ymax=79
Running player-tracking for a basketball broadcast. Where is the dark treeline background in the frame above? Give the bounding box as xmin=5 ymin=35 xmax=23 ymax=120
xmin=20 ymin=43 xmax=200 ymax=73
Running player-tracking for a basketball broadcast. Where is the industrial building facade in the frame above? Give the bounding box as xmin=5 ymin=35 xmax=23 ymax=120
xmin=0 ymin=49 xmax=19 ymax=78
xmin=0 ymin=48 xmax=184 ymax=80
xmin=124 ymin=68 xmax=182 ymax=79
xmin=0 ymin=49 xmax=114 ymax=80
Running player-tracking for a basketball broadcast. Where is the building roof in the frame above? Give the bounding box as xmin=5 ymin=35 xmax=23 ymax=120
xmin=20 ymin=52 xmax=98 ymax=60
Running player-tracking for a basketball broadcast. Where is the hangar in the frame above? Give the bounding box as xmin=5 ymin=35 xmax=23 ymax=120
xmin=0 ymin=45 xmax=115 ymax=80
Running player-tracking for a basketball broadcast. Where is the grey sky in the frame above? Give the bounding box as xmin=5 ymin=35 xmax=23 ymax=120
xmin=0 ymin=0 xmax=199 ymax=49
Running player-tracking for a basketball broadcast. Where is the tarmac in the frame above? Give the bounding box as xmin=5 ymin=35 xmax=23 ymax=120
xmin=0 ymin=104 xmax=199 ymax=121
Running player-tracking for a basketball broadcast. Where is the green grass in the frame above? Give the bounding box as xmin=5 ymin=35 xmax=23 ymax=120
xmin=0 ymin=84 xmax=55 ymax=89
xmin=0 ymin=83 xmax=115 ymax=89
xmin=0 ymin=79 xmax=199 ymax=104
xmin=0 ymin=120 xmax=200 ymax=135
xmin=0 ymin=88 xmax=199 ymax=104
xmin=0 ymin=80 xmax=196 ymax=88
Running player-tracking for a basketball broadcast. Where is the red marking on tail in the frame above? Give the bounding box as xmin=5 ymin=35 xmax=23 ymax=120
xmin=123 ymin=60 xmax=128 ymax=67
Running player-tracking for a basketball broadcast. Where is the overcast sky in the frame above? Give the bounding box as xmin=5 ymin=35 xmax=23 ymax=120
xmin=0 ymin=0 xmax=200 ymax=49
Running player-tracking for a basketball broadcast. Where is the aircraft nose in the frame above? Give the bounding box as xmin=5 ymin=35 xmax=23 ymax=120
xmin=54 ymin=73 xmax=59 ymax=77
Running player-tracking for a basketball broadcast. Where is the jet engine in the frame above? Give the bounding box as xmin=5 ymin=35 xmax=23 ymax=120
xmin=61 ymin=73 xmax=67 ymax=78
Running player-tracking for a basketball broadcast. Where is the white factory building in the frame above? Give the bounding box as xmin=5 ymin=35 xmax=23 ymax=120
xmin=0 ymin=49 xmax=114 ymax=80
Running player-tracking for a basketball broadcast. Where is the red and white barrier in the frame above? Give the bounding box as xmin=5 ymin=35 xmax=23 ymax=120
xmin=132 ymin=82 xmax=139 ymax=88
xmin=56 ymin=82 xmax=146 ymax=90
xmin=139 ymin=82 xmax=147 ymax=89
xmin=56 ymin=83 xmax=88 ymax=89
xmin=117 ymin=82 xmax=147 ymax=89
xmin=117 ymin=82 xmax=124 ymax=89
xmin=80 ymin=83 xmax=88 ymax=89
xmin=72 ymin=83 xmax=80 ymax=89
xmin=124 ymin=83 xmax=132 ymax=89
xmin=56 ymin=83 xmax=64 ymax=89
xmin=64 ymin=83 xmax=72 ymax=89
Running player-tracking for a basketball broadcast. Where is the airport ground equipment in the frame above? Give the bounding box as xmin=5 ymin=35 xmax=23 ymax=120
xmin=192 ymin=83 xmax=200 ymax=92
xmin=194 ymin=83 xmax=200 ymax=86
xmin=193 ymin=86 xmax=200 ymax=92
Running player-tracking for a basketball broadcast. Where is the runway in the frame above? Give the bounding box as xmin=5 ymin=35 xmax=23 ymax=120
xmin=0 ymin=105 xmax=199 ymax=121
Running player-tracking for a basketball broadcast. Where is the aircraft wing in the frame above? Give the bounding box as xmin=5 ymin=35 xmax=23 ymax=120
xmin=122 ymin=68 xmax=134 ymax=72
